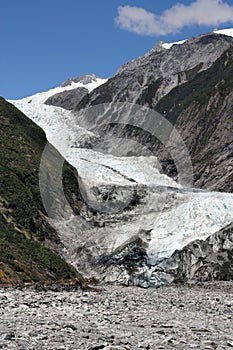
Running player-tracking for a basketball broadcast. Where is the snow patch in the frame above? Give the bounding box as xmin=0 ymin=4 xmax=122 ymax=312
xmin=162 ymin=40 xmax=186 ymax=49
xmin=214 ymin=28 xmax=233 ymax=37
xmin=10 ymin=77 xmax=108 ymax=105
xmin=161 ymin=28 xmax=233 ymax=50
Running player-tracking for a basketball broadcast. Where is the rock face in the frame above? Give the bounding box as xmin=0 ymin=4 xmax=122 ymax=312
xmin=43 ymin=74 xmax=107 ymax=110
xmin=170 ymin=222 xmax=233 ymax=282
xmin=156 ymin=46 xmax=233 ymax=193
xmin=0 ymin=97 xmax=84 ymax=285
xmin=75 ymin=33 xmax=233 ymax=194
xmin=75 ymin=33 xmax=233 ymax=109
xmin=44 ymin=87 xmax=88 ymax=110
xmin=128 ymin=223 xmax=233 ymax=288
xmin=61 ymin=74 xmax=102 ymax=87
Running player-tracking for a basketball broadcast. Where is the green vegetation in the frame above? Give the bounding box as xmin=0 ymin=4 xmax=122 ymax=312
xmin=0 ymin=216 xmax=77 ymax=283
xmin=0 ymin=97 xmax=82 ymax=284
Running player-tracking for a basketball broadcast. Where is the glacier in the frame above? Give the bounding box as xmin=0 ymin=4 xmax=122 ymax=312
xmin=10 ymin=45 xmax=233 ymax=287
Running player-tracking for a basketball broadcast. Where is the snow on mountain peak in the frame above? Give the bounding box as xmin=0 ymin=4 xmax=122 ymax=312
xmin=214 ymin=28 xmax=233 ymax=37
xmin=11 ymin=75 xmax=108 ymax=105
xmin=61 ymin=74 xmax=103 ymax=88
xmin=161 ymin=28 xmax=233 ymax=50
xmin=161 ymin=39 xmax=186 ymax=50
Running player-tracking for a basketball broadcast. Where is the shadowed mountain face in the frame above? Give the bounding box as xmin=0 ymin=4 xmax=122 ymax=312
xmin=44 ymin=87 xmax=88 ymax=110
xmin=0 ymin=97 xmax=85 ymax=285
xmin=155 ymin=46 xmax=233 ymax=193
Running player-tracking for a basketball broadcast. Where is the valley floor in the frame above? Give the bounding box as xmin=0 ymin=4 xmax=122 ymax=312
xmin=0 ymin=282 xmax=233 ymax=350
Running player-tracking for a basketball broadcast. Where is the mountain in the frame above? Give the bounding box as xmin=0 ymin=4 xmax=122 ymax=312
xmin=156 ymin=45 xmax=233 ymax=193
xmin=43 ymin=75 xmax=107 ymax=110
xmin=75 ymin=32 xmax=233 ymax=110
xmin=74 ymin=31 xmax=233 ymax=193
xmin=21 ymin=74 xmax=107 ymax=108
xmin=0 ymin=97 xmax=86 ymax=286
xmin=10 ymin=31 xmax=233 ymax=287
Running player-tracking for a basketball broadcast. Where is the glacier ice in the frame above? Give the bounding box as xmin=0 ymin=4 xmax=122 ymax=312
xmin=10 ymin=71 xmax=233 ymax=286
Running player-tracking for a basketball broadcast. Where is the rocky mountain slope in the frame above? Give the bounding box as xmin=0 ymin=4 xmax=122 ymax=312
xmin=75 ymin=32 xmax=233 ymax=110
xmin=74 ymin=32 xmax=233 ymax=194
xmin=0 ymin=97 xmax=85 ymax=285
xmin=10 ymin=31 xmax=233 ymax=287
xmin=156 ymin=45 xmax=233 ymax=193
xmin=44 ymin=74 xmax=107 ymax=110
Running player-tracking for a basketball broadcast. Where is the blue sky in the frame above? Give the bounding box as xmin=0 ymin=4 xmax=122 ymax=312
xmin=1 ymin=0 xmax=233 ymax=99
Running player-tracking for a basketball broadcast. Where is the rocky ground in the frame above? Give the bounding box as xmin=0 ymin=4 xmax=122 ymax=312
xmin=0 ymin=282 xmax=233 ymax=350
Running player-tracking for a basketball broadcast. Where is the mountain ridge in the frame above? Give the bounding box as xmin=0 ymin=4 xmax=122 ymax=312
xmin=75 ymin=32 xmax=233 ymax=110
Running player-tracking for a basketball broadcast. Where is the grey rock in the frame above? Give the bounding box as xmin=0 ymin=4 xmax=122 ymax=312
xmin=103 ymin=347 xmax=131 ymax=350
xmin=44 ymin=87 xmax=88 ymax=110
xmin=61 ymin=74 xmax=101 ymax=87
xmin=1 ymin=283 xmax=233 ymax=349
xmin=155 ymin=46 xmax=233 ymax=193
xmin=131 ymin=222 xmax=233 ymax=287
xmin=75 ymin=33 xmax=233 ymax=194
xmin=75 ymin=33 xmax=233 ymax=110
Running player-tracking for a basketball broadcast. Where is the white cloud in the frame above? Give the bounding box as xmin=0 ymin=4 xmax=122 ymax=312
xmin=115 ymin=0 xmax=233 ymax=36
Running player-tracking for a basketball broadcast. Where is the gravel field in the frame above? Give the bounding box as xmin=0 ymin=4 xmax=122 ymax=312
xmin=0 ymin=282 xmax=233 ymax=350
